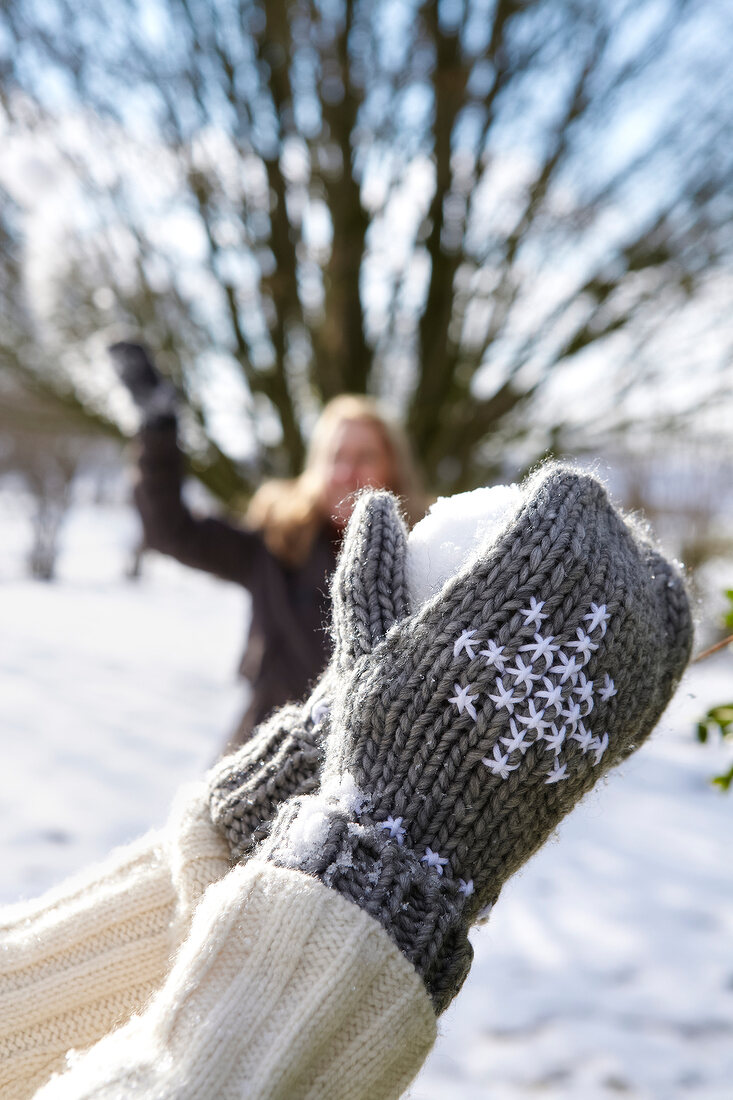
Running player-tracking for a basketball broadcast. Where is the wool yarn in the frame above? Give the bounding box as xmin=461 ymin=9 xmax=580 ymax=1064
xmin=208 ymin=702 xmax=324 ymax=862
xmin=263 ymin=465 xmax=693 ymax=1013
xmin=208 ymin=490 xmax=410 ymax=860
xmin=0 ymin=783 xmax=231 ymax=1100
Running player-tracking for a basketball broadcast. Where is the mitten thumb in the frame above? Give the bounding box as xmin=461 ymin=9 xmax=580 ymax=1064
xmin=331 ymin=491 xmax=410 ymax=672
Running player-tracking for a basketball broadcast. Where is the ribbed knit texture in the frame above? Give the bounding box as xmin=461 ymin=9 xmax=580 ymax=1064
xmin=33 ymin=862 xmax=436 ymax=1100
xmin=264 ymin=465 xmax=693 ymax=1013
xmin=208 ymin=702 xmax=323 ymax=860
xmin=0 ymin=784 xmax=230 ymax=1100
xmin=207 ymin=490 xmax=411 ymax=861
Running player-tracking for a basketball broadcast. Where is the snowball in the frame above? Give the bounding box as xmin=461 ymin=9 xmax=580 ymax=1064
xmin=277 ymin=772 xmax=365 ymax=865
xmin=407 ymin=483 xmax=522 ymax=610
xmin=320 ymin=773 xmax=365 ymax=815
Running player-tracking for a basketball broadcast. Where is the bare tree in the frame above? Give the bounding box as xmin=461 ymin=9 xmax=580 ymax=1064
xmin=0 ymin=370 xmax=115 ymax=578
xmin=0 ymin=0 xmax=731 ymax=498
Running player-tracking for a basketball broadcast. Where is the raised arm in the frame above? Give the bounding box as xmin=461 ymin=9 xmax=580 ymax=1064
xmin=111 ymin=342 xmax=267 ymax=587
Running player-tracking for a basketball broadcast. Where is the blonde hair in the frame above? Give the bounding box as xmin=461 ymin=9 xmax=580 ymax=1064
xmin=246 ymin=395 xmax=426 ymax=566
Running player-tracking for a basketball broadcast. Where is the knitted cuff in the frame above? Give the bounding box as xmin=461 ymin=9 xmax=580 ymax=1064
xmin=263 ymin=797 xmax=473 ymax=1013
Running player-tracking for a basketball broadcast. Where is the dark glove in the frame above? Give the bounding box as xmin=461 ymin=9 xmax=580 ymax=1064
xmin=109 ymin=341 xmax=177 ymax=424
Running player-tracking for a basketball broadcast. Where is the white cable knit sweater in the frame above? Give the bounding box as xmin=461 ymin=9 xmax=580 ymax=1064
xmin=0 ymin=787 xmax=436 ymax=1100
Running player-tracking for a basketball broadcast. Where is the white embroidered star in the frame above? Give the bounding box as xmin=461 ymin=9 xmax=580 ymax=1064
xmin=517 ymin=698 xmax=551 ymax=736
xmin=520 ymin=597 xmax=547 ymax=629
xmin=500 ymin=717 xmax=533 ymax=755
xmin=421 ymin=847 xmax=449 ymax=875
xmin=599 ymin=673 xmax=617 ymax=702
xmin=458 ymin=878 xmax=474 ymax=898
xmin=482 ymin=744 xmax=520 ymax=779
xmin=550 ymin=651 xmax=581 ymax=684
xmin=480 ymin=640 xmax=506 ymax=672
xmin=584 ymin=603 xmax=610 ymax=636
xmin=488 ymin=676 xmax=519 ymax=714
xmin=520 ymin=632 xmax=559 ymax=667
xmin=561 ymin=699 xmax=582 ymax=730
xmin=545 ymin=759 xmax=569 ymax=784
xmin=449 ymin=682 xmax=479 ymax=721
xmin=573 ymin=674 xmax=594 ymax=714
xmin=380 ymin=816 xmax=406 ymax=845
xmin=534 ymin=676 xmax=564 ymax=711
xmin=569 ymin=627 xmax=599 ymax=664
xmin=310 ymin=700 xmax=331 ymax=725
xmin=591 ymin=732 xmax=609 ymax=765
xmin=570 ymin=721 xmax=595 ymax=752
xmin=454 ymin=629 xmax=479 ymax=660
xmin=506 ymin=654 xmax=540 ymax=693
xmin=542 ymin=723 xmax=566 ymax=755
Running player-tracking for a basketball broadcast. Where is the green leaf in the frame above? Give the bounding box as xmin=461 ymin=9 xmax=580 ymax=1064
xmin=707 ymin=704 xmax=733 ymax=725
xmin=712 ymin=764 xmax=733 ymax=792
xmin=696 ymin=722 xmax=709 ymax=743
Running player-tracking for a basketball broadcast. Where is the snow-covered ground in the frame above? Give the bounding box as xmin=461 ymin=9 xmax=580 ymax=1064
xmin=1 ymin=492 xmax=732 ymax=1099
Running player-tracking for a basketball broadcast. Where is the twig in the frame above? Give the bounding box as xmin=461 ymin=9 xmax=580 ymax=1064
xmin=692 ymin=634 xmax=733 ymax=664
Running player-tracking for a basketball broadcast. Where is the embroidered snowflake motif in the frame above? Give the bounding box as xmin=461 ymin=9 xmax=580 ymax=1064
xmin=421 ymin=847 xmax=449 ymax=875
xmin=500 ymin=717 xmax=533 ymax=755
xmin=488 ymin=676 xmax=520 ymax=714
xmin=517 ymin=698 xmax=551 ymax=737
xmin=520 ymin=597 xmax=547 ymax=629
xmin=506 ymin=654 xmax=540 ymax=694
xmin=520 ymin=632 xmax=559 ymax=667
xmin=449 ymin=682 xmax=479 ymax=721
xmin=456 ymin=600 xmax=618 ymax=787
xmin=573 ymin=674 xmax=594 ymax=714
xmin=584 ymin=603 xmax=610 ymax=636
xmin=545 ymin=759 xmax=569 ymax=784
xmin=458 ymin=878 xmax=474 ymax=898
xmin=561 ymin=698 xmax=583 ymax=730
xmin=535 ymin=677 xmax=564 ymax=712
xmin=380 ymin=816 xmax=406 ymax=845
xmin=550 ymin=650 xmax=581 ymax=685
xmin=483 ymin=744 xmax=520 ymax=779
xmin=569 ymin=628 xmax=599 ymax=664
xmin=542 ymin=723 xmax=566 ymax=755
xmin=591 ymin=732 xmax=609 ymax=765
xmin=480 ymin=640 xmax=507 ymax=672
xmin=570 ymin=720 xmax=595 ymax=753
xmin=454 ymin=629 xmax=479 ymax=660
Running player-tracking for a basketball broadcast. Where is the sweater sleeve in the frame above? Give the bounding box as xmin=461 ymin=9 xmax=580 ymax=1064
xmin=33 ymin=861 xmax=438 ymax=1100
xmin=134 ymin=421 xmax=269 ymax=587
xmin=0 ymin=785 xmax=231 ymax=1100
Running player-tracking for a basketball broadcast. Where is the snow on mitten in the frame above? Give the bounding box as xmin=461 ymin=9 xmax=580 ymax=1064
xmin=261 ymin=464 xmax=693 ymax=1013
xmin=207 ymin=492 xmax=410 ymax=861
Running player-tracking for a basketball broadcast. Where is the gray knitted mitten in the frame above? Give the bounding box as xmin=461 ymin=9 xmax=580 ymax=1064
xmin=260 ymin=465 xmax=693 ymax=1014
xmin=207 ymin=495 xmax=410 ymax=861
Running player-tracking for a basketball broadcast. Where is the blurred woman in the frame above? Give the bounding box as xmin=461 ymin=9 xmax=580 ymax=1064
xmin=111 ymin=343 xmax=426 ymax=753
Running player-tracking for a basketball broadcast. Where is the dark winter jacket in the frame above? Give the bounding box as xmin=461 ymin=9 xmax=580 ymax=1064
xmin=134 ymin=422 xmax=337 ymax=751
